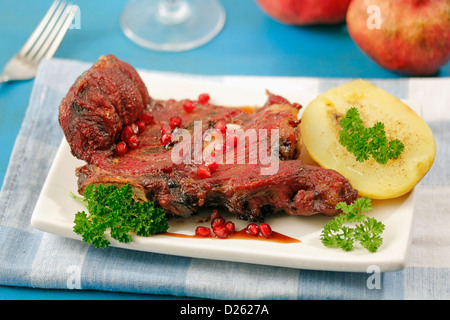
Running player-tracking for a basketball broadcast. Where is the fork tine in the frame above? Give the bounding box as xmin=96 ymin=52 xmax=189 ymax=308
xmin=18 ymin=0 xmax=61 ymax=57
xmin=39 ymin=5 xmax=77 ymax=61
xmin=25 ymin=1 xmax=68 ymax=60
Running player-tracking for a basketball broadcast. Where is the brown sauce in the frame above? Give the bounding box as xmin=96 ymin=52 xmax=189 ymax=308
xmin=163 ymin=228 xmax=300 ymax=244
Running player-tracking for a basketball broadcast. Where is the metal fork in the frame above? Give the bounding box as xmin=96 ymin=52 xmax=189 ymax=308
xmin=0 ymin=1 xmax=77 ymax=84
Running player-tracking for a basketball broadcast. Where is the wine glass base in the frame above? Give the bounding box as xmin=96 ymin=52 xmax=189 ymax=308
xmin=120 ymin=0 xmax=226 ymax=52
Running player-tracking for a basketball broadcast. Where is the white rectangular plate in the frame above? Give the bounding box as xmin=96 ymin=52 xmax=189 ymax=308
xmin=31 ymin=73 xmax=416 ymax=272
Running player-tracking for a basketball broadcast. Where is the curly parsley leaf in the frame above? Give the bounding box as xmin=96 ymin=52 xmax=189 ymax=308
xmin=321 ymin=215 xmax=356 ymax=251
xmin=354 ymin=217 xmax=385 ymax=253
xmin=320 ymin=197 xmax=385 ymax=253
xmin=71 ymin=184 xmax=168 ymax=248
xmin=339 ymin=107 xmax=404 ymax=164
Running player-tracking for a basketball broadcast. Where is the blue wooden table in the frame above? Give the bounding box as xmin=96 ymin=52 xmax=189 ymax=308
xmin=1 ymin=0 xmax=448 ymax=300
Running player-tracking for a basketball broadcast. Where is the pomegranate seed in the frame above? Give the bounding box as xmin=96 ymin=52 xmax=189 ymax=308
xmin=128 ymin=135 xmax=140 ymax=149
xmin=130 ymin=123 xmax=139 ymax=134
xmin=195 ymin=226 xmax=211 ymax=237
xmin=225 ymin=221 xmax=235 ymax=233
xmin=207 ymin=162 xmax=219 ymax=173
xmin=204 ymin=156 xmax=219 ymax=173
xmin=161 ymin=124 xmax=171 ymax=134
xmin=214 ymin=120 xmax=227 ymax=134
xmin=259 ymin=223 xmax=272 ymax=238
xmin=161 ymin=132 xmax=172 ymax=145
xmin=170 ymin=116 xmax=182 ymax=129
xmin=121 ymin=125 xmax=134 ymax=142
xmin=183 ymin=99 xmax=195 ymax=113
xmin=211 ymin=209 xmax=222 ymax=221
xmin=211 ymin=217 xmax=226 ymax=228
xmin=198 ymin=93 xmax=210 ymax=105
xmin=115 ymin=141 xmax=128 ymax=156
xmin=213 ymin=225 xmax=229 ymax=239
xmin=246 ymin=223 xmax=259 ymax=236
xmin=135 ymin=121 xmax=146 ymax=133
xmin=196 ymin=165 xmax=211 ymax=179
xmin=139 ymin=111 xmax=154 ymax=124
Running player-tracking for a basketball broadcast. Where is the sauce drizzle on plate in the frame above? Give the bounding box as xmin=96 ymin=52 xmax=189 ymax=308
xmin=163 ymin=228 xmax=300 ymax=243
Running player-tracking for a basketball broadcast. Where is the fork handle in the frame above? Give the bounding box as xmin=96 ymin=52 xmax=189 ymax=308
xmin=0 ymin=74 xmax=10 ymax=84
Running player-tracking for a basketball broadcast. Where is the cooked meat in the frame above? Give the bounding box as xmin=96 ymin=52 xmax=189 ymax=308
xmin=58 ymin=54 xmax=150 ymax=163
xmin=60 ymin=55 xmax=358 ymax=221
xmin=77 ymin=160 xmax=357 ymax=221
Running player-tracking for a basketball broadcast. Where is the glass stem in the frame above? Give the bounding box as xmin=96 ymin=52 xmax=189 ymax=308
xmin=157 ymin=0 xmax=191 ymax=25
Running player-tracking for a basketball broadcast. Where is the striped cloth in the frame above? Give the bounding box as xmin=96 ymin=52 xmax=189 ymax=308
xmin=1 ymin=58 xmax=449 ymax=299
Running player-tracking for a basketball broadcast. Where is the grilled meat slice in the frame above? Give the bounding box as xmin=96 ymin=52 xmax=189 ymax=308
xmin=77 ymin=160 xmax=357 ymax=220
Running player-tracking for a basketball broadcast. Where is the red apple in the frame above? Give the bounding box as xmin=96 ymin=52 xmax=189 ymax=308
xmin=256 ymin=0 xmax=352 ymax=25
xmin=347 ymin=0 xmax=450 ymax=76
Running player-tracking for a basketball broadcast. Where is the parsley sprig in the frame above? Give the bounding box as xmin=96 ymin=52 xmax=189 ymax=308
xmin=71 ymin=184 xmax=168 ymax=248
xmin=339 ymin=107 xmax=404 ymax=164
xmin=320 ymin=197 xmax=385 ymax=253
